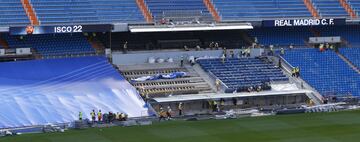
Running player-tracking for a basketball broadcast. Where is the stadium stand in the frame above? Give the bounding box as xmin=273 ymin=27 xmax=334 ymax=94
xmin=0 ymin=0 xmax=30 ymax=26
xmin=0 ymin=56 xmax=151 ymax=128
xmin=312 ymin=0 xmax=349 ymax=18
xmin=211 ymin=0 xmax=312 ymax=21
xmin=248 ymin=27 xmax=313 ymax=46
xmin=197 ymin=57 xmax=288 ymax=93
xmin=282 ymin=48 xmax=359 ymax=96
xmin=30 ymin=0 xmax=145 ymax=25
xmin=119 ymin=63 xmax=213 ymax=97
xmin=339 ymin=47 xmax=360 ymax=68
xmin=3 ymin=33 xmax=95 ymax=58
xmin=144 ymin=0 xmax=213 ymax=23
xmin=316 ymin=25 xmax=360 ymax=46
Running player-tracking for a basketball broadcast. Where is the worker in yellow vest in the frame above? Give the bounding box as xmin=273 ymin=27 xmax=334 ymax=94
xmin=90 ymin=110 xmax=96 ymax=123
xmin=292 ymin=67 xmax=296 ymax=77
xmin=97 ymin=110 xmax=102 ymax=122
xmin=79 ymin=111 xmax=83 ymax=121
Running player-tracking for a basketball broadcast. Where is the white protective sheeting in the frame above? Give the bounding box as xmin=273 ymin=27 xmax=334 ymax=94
xmin=0 ymin=56 xmax=152 ymax=128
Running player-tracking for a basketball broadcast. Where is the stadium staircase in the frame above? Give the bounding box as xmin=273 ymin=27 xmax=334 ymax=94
xmin=339 ymin=0 xmax=358 ymax=19
xmin=119 ymin=63 xmax=213 ymax=98
xmin=203 ymin=0 xmax=220 ymax=22
xmin=21 ymin=0 xmax=39 ymax=25
xmin=136 ymin=0 xmax=153 ymax=23
xmin=303 ymin=0 xmax=320 ymax=18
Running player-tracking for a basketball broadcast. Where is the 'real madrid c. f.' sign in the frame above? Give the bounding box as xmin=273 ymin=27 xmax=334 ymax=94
xmin=262 ymin=18 xmax=346 ymax=27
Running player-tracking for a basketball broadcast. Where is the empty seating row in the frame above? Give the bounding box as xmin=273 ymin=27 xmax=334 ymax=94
xmin=282 ymin=48 xmax=359 ymax=96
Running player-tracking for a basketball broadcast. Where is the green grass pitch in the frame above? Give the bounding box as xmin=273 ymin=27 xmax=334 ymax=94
xmin=2 ymin=110 xmax=360 ymax=142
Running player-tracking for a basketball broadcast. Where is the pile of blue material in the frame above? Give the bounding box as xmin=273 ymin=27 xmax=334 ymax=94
xmin=0 ymin=56 xmax=152 ymax=128
xmin=132 ymin=72 xmax=187 ymax=82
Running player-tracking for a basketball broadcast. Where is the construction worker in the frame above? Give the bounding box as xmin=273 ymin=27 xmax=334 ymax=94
xmin=215 ymin=79 xmax=221 ymax=92
xmin=280 ymin=48 xmax=285 ymax=55
xmin=178 ymin=102 xmax=183 ymax=116
xmin=221 ymin=54 xmax=225 ymax=64
xmin=79 ymin=111 xmax=83 ymax=121
xmin=180 ymin=56 xmax=184 ymax=67
xmin=97 ymin=110 xmax=102 ymax=122
xmin=90 ymin=110 xmax=96 ymax=123
xmin=292 ymin=67 xmax=296 ymax=77
xmin=166 ymin=106 xmax=172 ymax=120
xmin=158 ymin=107 xmax=166 ymax=122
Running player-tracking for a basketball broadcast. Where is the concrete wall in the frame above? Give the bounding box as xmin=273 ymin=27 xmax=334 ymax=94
xmin=112 ymin=49 xmax=244 ymax=65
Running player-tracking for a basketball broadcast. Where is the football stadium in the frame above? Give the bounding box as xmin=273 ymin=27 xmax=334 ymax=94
xmin=0 ymin=0 xmax=359 ymax=141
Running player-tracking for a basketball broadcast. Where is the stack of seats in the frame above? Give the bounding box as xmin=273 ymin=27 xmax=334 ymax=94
xmin=120 ymin=64 xmax=213 ymax=97
xmin=197 ymin=58 xmax=288 ymax=93
xmin=88 ymin=0 xmax=145 ymax=23
xmin=145 ymin=0 xmax=213 ymax=22
xmin=31 ymin=0 xmax=100 ymax=25
xmin=348 ymin=0 xmax=360 ymax=16
xmin=212 ymin=0 xmax=311 ymax=21
xmin=282 ymin=48 xmax=359 ymax=96
xmin=4 ymin=33 xmax=95 ymax=58
xmin=0 ymin=56 xmax=151 ymax=128
xmin=0 ymin=0 xmax=30 ymax=26
xmin=248 ymin=27 xmax=313 ymax=46
xmin=312 ymin=0 xmax=349 ymax=18
xmin=339 ymin=47 xmax=360 ymax=69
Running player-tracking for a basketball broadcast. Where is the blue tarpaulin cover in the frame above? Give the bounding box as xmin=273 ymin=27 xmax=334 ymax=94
xmin=0 ymin=56 xmax=151 ymax=128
